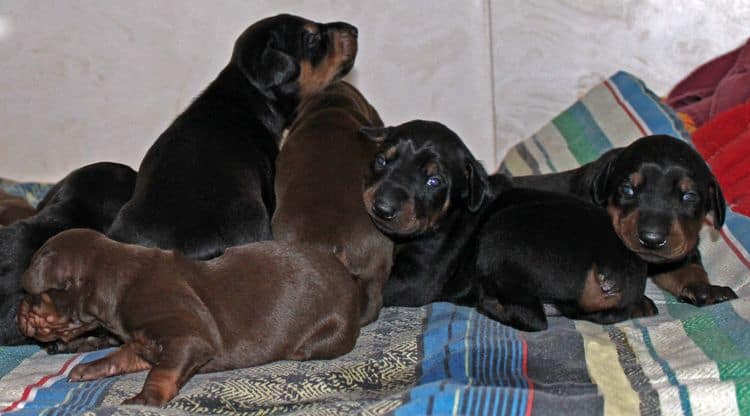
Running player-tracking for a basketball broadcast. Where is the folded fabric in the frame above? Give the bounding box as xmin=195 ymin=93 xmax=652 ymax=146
xmin=0 ymin=71 xmax=748 ymax=415
xmin=501 ymin=70 xmax=750 ymax=416
xmin=666 ymin=37 xmax=750 ymax=128
xmin=692 ymin=101 xmax=750 ymax=218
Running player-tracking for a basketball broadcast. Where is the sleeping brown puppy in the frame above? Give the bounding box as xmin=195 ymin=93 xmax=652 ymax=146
xmin=18 ymin=229 xmax=359 ymax=406
xmin=0 ymin=189 xmax=36 ymax=226
xmin=272 ymin=81 xmax=393 ymax=326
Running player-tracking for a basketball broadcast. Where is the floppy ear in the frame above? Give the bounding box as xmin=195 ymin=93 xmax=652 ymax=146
xmin=359 ymin=126 xmax=391 ymax=143
xmin=464 ymin=160 xmax=491 ymax=213
xmin=22 ymin=249 xmax=65 ymax=295
xmin=709 ymin=179 xmax=726 ymax=229
xmin=236 ymin=37 xmax=299 ymax=93
xmin=588 ymin=149 xmax=622 ymax=206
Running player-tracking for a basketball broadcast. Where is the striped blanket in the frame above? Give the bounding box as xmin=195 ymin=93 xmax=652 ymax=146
xmin=0 ymin=71 xmax=747 ymax=415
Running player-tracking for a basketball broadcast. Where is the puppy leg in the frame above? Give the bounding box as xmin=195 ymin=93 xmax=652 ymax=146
xmin=478 ymin=296 xmax=548 ymax=331
xmin=289 ymin=314 xmax=359 ymax=361
xmin=358 ymin=278 xmax=383 ymax=326
xmin=69 ymin=342 xmax=153 ymax=381
xmin=651 ymin=262 xmax=737 ymax=306
xmin=577 ymin=295 xmax=658 ymax=324
xmin=48 ymin=330 xmax=121 ymax=354
xmin=628 ymin=295 xmax=658 ymax=318
xmin=123 ymin=335 xmax=215 ymax=407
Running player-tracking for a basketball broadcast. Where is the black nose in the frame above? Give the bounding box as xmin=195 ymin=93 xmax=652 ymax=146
xmin=373 ymin=200 xmax=396 ymax=221
xmin=638 ymin=228 xmax=667 ymax=249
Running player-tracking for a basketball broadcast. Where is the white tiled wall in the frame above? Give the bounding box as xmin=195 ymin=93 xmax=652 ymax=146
xmin=0 ymin=1 xmax=748 ymax=182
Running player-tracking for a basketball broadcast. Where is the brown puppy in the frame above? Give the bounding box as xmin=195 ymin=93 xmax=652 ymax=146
xmin=0 ymin=189 xmax=36 ymax=226
xmin=18 ymin=229 xmax=359 ymax=406
xmin=272 ymin=81 xmax=393 ymax=326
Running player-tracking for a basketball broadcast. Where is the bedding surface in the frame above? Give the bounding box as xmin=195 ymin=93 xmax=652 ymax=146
xmin=0 ymin=71 xmax=748 ymax=415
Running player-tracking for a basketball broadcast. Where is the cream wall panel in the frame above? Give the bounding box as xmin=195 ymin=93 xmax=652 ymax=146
xmin=491 ymin=0 xmax=750 ymax=165
xmin=0 ymin=1 xmax=494 ymax=181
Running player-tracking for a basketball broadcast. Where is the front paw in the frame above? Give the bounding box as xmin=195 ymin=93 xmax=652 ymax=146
xmin=18 ymin=294 xmax=71 ymax=342
xmin=680 ymin=284 xmax=738 ymax=306
xmin=69 ymin=362 xmax=104 ymax=382
xmin=629 ymin=296 xmax=658 ymax=318
xmin=122 ymin=391 xmax=169 ymax=407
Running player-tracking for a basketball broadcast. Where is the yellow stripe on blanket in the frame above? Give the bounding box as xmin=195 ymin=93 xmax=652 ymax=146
xmin=576 ymin=321 xmax=640 ymax=416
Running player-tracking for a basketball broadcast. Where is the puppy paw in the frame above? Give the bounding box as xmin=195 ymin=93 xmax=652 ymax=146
xmin=68 ymin=362 xmax=103 ymax=382
xmin=18 ymin=295 xmax=70 ymax=341
xmin=50 ymin=334 xmax=120 ymax=354
xmin=628 ymin=296 xmax=658 ymax=318
xmin=680 ymin=284 xmax=738 ymax=306
xmin=122 ymin=391 xmax=168 ymax=407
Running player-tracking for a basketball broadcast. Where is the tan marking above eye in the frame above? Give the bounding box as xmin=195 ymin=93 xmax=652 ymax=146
xmin=384 ymin=147 xmax=397 ymax=159
xmin=629 ymin=172 xmax=644 ymax=187
xmin=425 ymin=162 xmax=439 ymax=176
xmin=678 ymin=177 xmax=696 ymax=193
xmin=303 ymin=23 xmax=319 ymax=34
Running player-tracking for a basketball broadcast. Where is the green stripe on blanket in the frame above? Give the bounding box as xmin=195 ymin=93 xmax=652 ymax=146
xmin=500 ymin=71 xmax=750 ymax=416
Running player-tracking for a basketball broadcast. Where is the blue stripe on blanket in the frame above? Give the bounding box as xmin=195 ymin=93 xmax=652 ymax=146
xmin=633 ymin=319 xmax=693 ymax=416
xmin=553 ymin=102 xmax=613 ymax=163
xmin=727 ymin=210 xmax=750 ymax=253
xmin=13 ymin=348 xmax=114 ymax=415
xmin=610 ymin=72 xmax=686 ymax=138
xmin=0 ymin=346 xmax=38 ymax=379
xmin=396 ymin=303 xmax=532 ymax=416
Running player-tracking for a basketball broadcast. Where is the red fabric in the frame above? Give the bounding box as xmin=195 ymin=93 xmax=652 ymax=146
xmin=692 ymin=102 xmax=750 ymax=217
xmin=666 ymin=38 xmax=750 ymax=128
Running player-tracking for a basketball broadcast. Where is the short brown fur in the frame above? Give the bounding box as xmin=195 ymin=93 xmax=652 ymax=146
xmin=19 ymin=229 xmax=360 ymax=406
xmin=272 ymin=81 xmax=392 ymax=326
xmin=0 ymin=190 xmax=36 ymax=226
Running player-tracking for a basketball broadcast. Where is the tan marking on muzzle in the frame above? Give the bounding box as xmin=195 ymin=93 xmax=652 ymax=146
xmin=298 ymin=30 xmax=356 ymax=97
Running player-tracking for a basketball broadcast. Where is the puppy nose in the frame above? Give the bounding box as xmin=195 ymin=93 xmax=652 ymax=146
xmin=373 ymin=200 xmax=396 ymax=221
xmin=638 ymin=228 xmax=667 ymax=249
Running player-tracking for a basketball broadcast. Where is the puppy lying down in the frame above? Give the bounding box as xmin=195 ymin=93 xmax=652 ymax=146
xmin=463 ymin=188 xmax=657 ymax=331
xmin=18 ymin=229 xmax=360 ymax=406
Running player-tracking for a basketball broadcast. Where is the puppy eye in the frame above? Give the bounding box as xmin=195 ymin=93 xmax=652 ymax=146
xmin=426 ymin=176 xmax=442 ymax=187
xmin=306 ymin=32 xmax=321 ymax=49
xmin=374 ymin=154 xmax=387 ymax=168
xmin=682 ymin=191 xmax=699 ymax=203
xmin=620 ymin=183 xmax=635 ymax=198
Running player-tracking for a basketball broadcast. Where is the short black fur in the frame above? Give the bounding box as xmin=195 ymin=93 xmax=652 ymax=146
xmin=0 ymin=162 xmax=136 ymax=345
xmin=107 ymin=14 xmax=357 ymax=259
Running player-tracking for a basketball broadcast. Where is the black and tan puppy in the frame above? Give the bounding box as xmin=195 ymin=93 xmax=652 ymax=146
xmin=18 ymin=229 xmax=359 ymax=407
xmin=512 ymin=135 xmax=736 ymax=306
xmin=273 ymin=81 xmax=392 ymax=326
xmin=108 ymin=14 xmax=358 ymax=259
xmin=0 ymin=189 xmax=36 ymax=226
xmin=458 ymin=188 xmax=655 ymax=331
xmin=0 ymin=162 xmax=136 ymax=345
xmin=360 ymin=120 xmax=495 ymax=306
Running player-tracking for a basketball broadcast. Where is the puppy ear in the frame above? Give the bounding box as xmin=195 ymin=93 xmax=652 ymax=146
xmin=360 ymin=126 xmax=391 ymax=143
xmin=22 ymin=249 xmax=65 ymax=295
xmin=464 ymin=160 xmax=491 ymax=213
xmin=709 ymin=179 xmax=726 ymax=229
xmin=236 ymin=37 xmax=299 ymax=93
xmin=589 ymin=149 xmax=622 ymax=205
